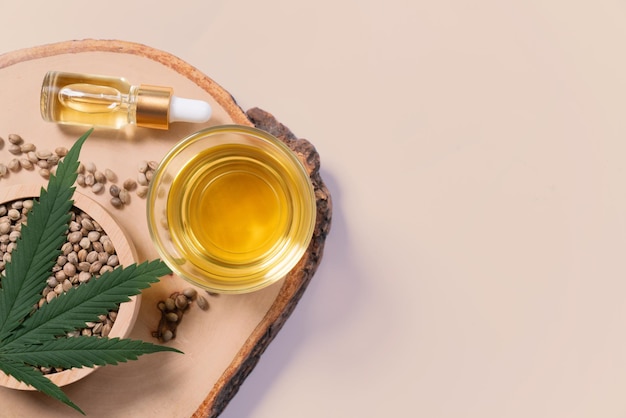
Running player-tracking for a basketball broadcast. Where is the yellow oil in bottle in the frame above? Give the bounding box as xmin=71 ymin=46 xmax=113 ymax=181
xmin=40 ymin=71 xmax=136 ymax=128
xmin=165 ymin=143 xmax=297 ymax=287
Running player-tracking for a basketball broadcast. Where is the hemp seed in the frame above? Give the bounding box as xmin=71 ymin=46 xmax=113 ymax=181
xmin=109 ymin=184 xmax=120 ymax=197
xmin=137 ymin=172 xmax=148 ymax=186
xmin=123 ymin=178 xmax=137 ymax=191
xmin=19 ymin=158 xmax=33 ymax=170
xmin=118 ymin=189 xmax=130 ymax=205
xmin=94 ymin=170 xmax=106 ymax=184
xmin=20 ymin=143 xmax=35 ymax=153
xmin=7 ymin=134 xmax=23 ymax=145
xmin=104 ymin=168 xmax=117 ymax=182
xmin=110 ymin=197 xmax=123 ymax=208
xmin=85 ymin=161 xmax=96 ymax=173
xmin=8 ymin=144 xmax=21 ymax=155
xmin=196 ymin=296 xmax=209 ymax=311
xmin=7 ymin=159 xmax=20 ymax=172
xmin=92 ymin=182 xmax=104 ymax=194
xmin=136 ymin=186 xmax=149 ymax=198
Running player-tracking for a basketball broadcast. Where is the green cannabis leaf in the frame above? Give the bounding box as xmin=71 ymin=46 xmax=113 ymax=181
xmin=0 ymin=129 xmax=180 ymax=415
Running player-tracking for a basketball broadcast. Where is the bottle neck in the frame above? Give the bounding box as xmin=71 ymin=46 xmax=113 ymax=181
xmin=134 ymin=85 xmax=173 ymax=130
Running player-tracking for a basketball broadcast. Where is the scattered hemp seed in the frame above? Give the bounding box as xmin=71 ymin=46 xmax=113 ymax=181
xmin=8 ymin=144 xmax=21 ymax=155
xmin=104 ymin=168 xmax=117 ymax=182
xmin=0 ymin=133 xmax=158 ymax=208
xmin=85 ymin=161 xmax=96 ymax=173
xmin=94 ymin=170 xmax=106 ymax=184
xmin=123 ymin=178 xmax=137 ymax=191
xmin=138 ymin=160 xmax=148 ymax=173
xmin=109 ymin=184 xmax=120 ymax=197
xmin=55 ymin=146 xmax=68 ymax=157
xmin=84 ymin=173 xmax=95 ymax=186
xmin=20 ymin=143 xmax=35 ymax=153
xmin=7 ymin=134 xmax=23 ymax=145
xmin=137 ymin=172 xmax=148 ymax=186
xmin=35 ymin=149 xmax=52 ymax=160
xmin=19 ymin=158 xmax=33 ymax=170
xmin=136 ymin=186 xmax=149 ymax=198
xmin=39 ymin=168 xmax=50 ymax=179
xmin=7 ymin=159 xmax=19 ymax=172
xmin=110 ymin=197 xmax=123 ymax=209
xmin=92 ymin=182 xmax=104 ymax=194
xmin=118 ymin=189 xmax=130 ymax=205
xmin=196 ymin=295 xmax=209 ymax=311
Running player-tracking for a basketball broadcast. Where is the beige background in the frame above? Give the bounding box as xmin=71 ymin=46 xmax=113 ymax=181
xmin=2 ymin=1 xmax=626 ymax=417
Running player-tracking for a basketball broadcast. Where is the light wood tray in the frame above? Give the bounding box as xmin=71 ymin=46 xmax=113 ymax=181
xmin=0 ymin=40 xmax=332 ymax=417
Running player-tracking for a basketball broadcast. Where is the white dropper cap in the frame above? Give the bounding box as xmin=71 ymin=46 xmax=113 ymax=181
xmin=169 ymin=96 xmax=212 ymax=123
xmin=136 ymin=85 xmax=212 ymax=129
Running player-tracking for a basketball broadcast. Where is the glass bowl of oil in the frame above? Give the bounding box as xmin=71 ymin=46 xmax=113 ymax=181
xmin=147 ymin=125 xmax=316 ymax=294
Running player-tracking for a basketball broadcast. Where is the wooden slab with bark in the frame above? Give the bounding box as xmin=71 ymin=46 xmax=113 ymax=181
xmin=0 ymin=39 xmax=332 ymax=417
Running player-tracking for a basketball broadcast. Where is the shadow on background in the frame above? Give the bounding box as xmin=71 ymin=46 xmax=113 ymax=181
xmin=219 ymin=168 xmax=363 ymax=417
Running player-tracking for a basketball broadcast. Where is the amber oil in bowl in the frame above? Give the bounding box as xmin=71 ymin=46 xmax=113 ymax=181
xmin=147 ymin=125 xmax=316 ymax=294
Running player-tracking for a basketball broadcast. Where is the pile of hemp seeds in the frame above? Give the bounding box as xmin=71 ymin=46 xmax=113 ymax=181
xmin=153 ymin=288 xmax=210 ymax=342
xmin=0 ymin=199 xmax=121 ymax=374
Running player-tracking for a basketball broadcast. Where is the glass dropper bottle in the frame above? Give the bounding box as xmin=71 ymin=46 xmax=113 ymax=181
xmin=40 ymin=71 xmax=212 ymax=130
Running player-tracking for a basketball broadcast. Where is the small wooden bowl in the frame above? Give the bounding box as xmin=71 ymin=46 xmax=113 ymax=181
xmin=0 ymin=184 xmax=139 ymax=389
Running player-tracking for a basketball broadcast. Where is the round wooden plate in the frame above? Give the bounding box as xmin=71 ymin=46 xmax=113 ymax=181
xmin=0 ymin=185 xmax=140 ymax=390
xmin=0 ymin=40 xmax=332 ymax=417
